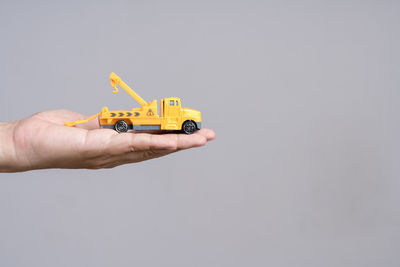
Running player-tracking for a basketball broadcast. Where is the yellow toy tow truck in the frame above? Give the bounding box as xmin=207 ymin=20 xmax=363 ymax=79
xmin=65 ymin=73 xmax=202 ymax=134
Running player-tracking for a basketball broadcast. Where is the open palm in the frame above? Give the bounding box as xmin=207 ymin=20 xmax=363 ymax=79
xmin=5 ymin=110 xmax=215 ymax=172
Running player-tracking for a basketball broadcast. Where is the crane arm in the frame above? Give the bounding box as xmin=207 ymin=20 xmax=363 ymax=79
xmin=110 ymin=72 xmax=147 ymax=106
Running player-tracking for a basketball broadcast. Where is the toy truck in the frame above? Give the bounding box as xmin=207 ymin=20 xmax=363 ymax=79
xmin=65 ymin=73 xmax=202 ymax=134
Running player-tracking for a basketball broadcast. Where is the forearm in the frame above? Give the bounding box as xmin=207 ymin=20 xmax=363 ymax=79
xmin=0 ymin=121 xmax=18 ymax=172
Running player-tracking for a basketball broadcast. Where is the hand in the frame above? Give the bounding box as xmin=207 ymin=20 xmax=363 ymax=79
xmin=0 ymin=110 xmax=215 ymax=172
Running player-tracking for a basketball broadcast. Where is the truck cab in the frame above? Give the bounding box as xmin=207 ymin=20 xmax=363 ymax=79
xmin=161 ymin=97 xmax=202 ymax=132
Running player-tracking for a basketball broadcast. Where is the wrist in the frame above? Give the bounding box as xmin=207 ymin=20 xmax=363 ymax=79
xmin=0 ymin=121 xmax=17 ymax=172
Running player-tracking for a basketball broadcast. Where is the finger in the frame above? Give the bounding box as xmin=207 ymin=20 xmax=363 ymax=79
xmin=105 ymin=132 xmax=208 ymax=155
xmin=174 ymin=133 xmax=208 ymax=149
xmin=130 ymin=129 xmax=215 ymax=150
xmin=128 ymin=132 xmax=207 ymax=151
xmin=92 ymin=148 xmax=177 ymax=168
xmin=118 ymin=148 xmax=177 ymax=165
xmin=195 ymin=128 xmax=216 ymax=141
xmin=74 ymin=115 xmax=100 ymax=130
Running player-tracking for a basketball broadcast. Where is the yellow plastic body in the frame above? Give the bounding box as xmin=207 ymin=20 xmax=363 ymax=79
xmin=64 ymin=73 xmax=202 ymax=132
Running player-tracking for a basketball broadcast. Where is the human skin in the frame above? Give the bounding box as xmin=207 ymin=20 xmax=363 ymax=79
xmin=0 ymin=110 xmax=215 ymax=172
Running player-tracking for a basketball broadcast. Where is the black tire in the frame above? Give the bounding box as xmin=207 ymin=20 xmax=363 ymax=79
xmin=115 ymin=120 xmax=129 ymax=133
xmin=182 ymin=120 xmax=196 ymax=135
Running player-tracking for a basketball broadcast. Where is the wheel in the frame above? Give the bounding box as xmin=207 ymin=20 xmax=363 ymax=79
xmin=114 ymin=120 xmax=129 ymax=133
xmin=182 ymin=120 xmax=196 ymax=134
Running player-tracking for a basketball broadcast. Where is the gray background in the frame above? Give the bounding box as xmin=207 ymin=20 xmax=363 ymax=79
xmin=0 ymin=0 xmax=399 ymax=266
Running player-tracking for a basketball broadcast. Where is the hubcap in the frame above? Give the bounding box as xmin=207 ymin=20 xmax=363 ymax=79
xmin=115 ymin=121 xmax=128 ymax=132
xmin=184 ymin=122 xmax=195 ymax=134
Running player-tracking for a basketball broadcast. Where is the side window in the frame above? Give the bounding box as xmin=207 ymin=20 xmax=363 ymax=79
xmin=169 ymin=100 xmax=174 ymax=106
xmin=176 ymin=100 xmax=178 ymax=106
